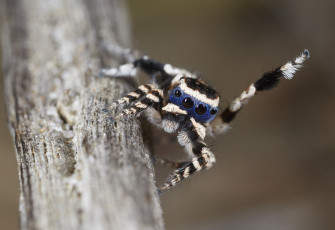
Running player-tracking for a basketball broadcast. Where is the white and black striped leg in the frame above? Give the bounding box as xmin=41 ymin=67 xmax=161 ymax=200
xmin=115 ymin=88 xmax=163 ymax=119
xmin=111 ymin=84 xmax=154 ymax=107
xmin=133 ymin=56 xmax=198 ymax=88
xmin=134 ymin=56 xmax=197 ymax=78
xmin=100 ymin=56 xmax=169 ymax=78
xmin=133 ymin=56 xmax=167 ymax=76
xmin=100 ymin=56 xmax=197 ymax=89
xmin=153 ymin=115 xmax=206 ymax=169
xmin=207 ymin=49 xmax=310 ymax=136
xmin=158 ymin=141 xmax=215 ymax=194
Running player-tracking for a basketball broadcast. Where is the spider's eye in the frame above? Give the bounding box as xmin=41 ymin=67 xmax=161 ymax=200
xmin=182 ymin=97 xmax=194 ymax=108
xmin=210 ymin=108 xmax=217 ymax=115
xmin=195 ymin=104 xmax=207 ymax=115
xmin=175 ymin=90 xmax=181 ymax=97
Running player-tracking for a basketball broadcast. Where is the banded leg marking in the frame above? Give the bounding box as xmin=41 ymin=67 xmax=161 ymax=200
xmin=115 ymin=88 xmax=163 ymax=119
xmin=208 ymin=49 xmax=310 ymax=136
xmin=134 ymin=56 xmax=198 ymax=88
xmin=158 ymin=141 xmax=216 ymax=194
xmin=112 ymin=84 xmax=153 ymax=107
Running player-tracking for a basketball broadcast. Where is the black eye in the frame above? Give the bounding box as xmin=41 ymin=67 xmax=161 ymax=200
xmin=182 ymin=97 xmax=194 ymax=108
xmin=195 ymin=104 xmax=207 ymax=115
xmin=175 ymin=89 xmax=181 ymax=97
xmin=210 ymin=108 xmax=217 ymax=115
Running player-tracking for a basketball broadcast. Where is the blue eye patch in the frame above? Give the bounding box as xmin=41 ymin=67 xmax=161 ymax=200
xmin=168 ymin=87 xmax=218 ymax=123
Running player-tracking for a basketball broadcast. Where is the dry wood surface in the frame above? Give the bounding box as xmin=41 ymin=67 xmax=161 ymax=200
xmin=1 ymin=0 xmax=164 ymax=229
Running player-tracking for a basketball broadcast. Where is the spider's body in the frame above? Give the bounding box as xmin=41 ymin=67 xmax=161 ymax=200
xmin=101 ymin=50 xmax=310 ymax=194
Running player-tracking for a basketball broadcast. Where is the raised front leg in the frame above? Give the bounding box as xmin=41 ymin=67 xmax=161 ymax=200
xmin=207 ymin=49 xmax=310 ymax=136
xmin=100 ymin=56 xmax=198 ymax=88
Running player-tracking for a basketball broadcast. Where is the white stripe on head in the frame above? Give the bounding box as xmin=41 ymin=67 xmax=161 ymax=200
xmin=179 ymin=79 xmax=219 ymax=107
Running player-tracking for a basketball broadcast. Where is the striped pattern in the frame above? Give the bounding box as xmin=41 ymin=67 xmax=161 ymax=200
xmin=116 ymin=99 xmax=151 ymax=119
xmin=112 ymin=84 xmax=153 ymax=107
xmin=106 ymin=52 xmax=310 ymax=194
xmin=146 ymin=89 xmax=163 ymax=102
xmin=280 ymin=49 xmax=310 ymax=80
xmin=190 ymin=117 xmax=206 ymax=139
xmin=179 ymin=78 xmax=219 ymax=107
xmin=158 ymin=142 xmax=215 ymax=193
xmin=229 ymin=85 xmax=256 ymax=113
xmin=207 ymin=49 xmax=310 ymax=136
xmin=115 ymin=88 xmax=163 ymax=119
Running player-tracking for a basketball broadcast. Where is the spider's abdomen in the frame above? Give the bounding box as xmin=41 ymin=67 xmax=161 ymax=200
xmin=168 ymin=78 xmax=219 ymax=123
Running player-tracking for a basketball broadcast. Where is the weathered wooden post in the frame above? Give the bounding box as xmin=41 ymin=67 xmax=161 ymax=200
xmin=1 ymin=0 xmax=163 ymax=229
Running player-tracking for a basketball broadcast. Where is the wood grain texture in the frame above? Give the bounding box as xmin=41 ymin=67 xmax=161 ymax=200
xmin=1 ymin=0 xmax=164 ymax=229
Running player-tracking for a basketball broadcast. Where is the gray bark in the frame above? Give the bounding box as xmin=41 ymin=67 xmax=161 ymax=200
xmin=1 ymin=0 xmax=164 ymax=229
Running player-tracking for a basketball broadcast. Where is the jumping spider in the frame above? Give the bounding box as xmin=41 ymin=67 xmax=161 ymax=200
xmin=100 ymin=49 xmax=310 ymax=194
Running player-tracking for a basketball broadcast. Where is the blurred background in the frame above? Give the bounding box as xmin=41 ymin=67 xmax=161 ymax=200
xmin=1 ymin=0 xmax=335 ymax=229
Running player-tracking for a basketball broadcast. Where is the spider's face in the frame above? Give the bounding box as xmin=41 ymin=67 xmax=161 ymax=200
xmin=168 ymin=77 xmax=219 ymax=123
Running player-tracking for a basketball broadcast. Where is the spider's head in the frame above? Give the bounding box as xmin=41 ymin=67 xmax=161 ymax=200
xmin=166 ymin=77 xmax=219 ymax=123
